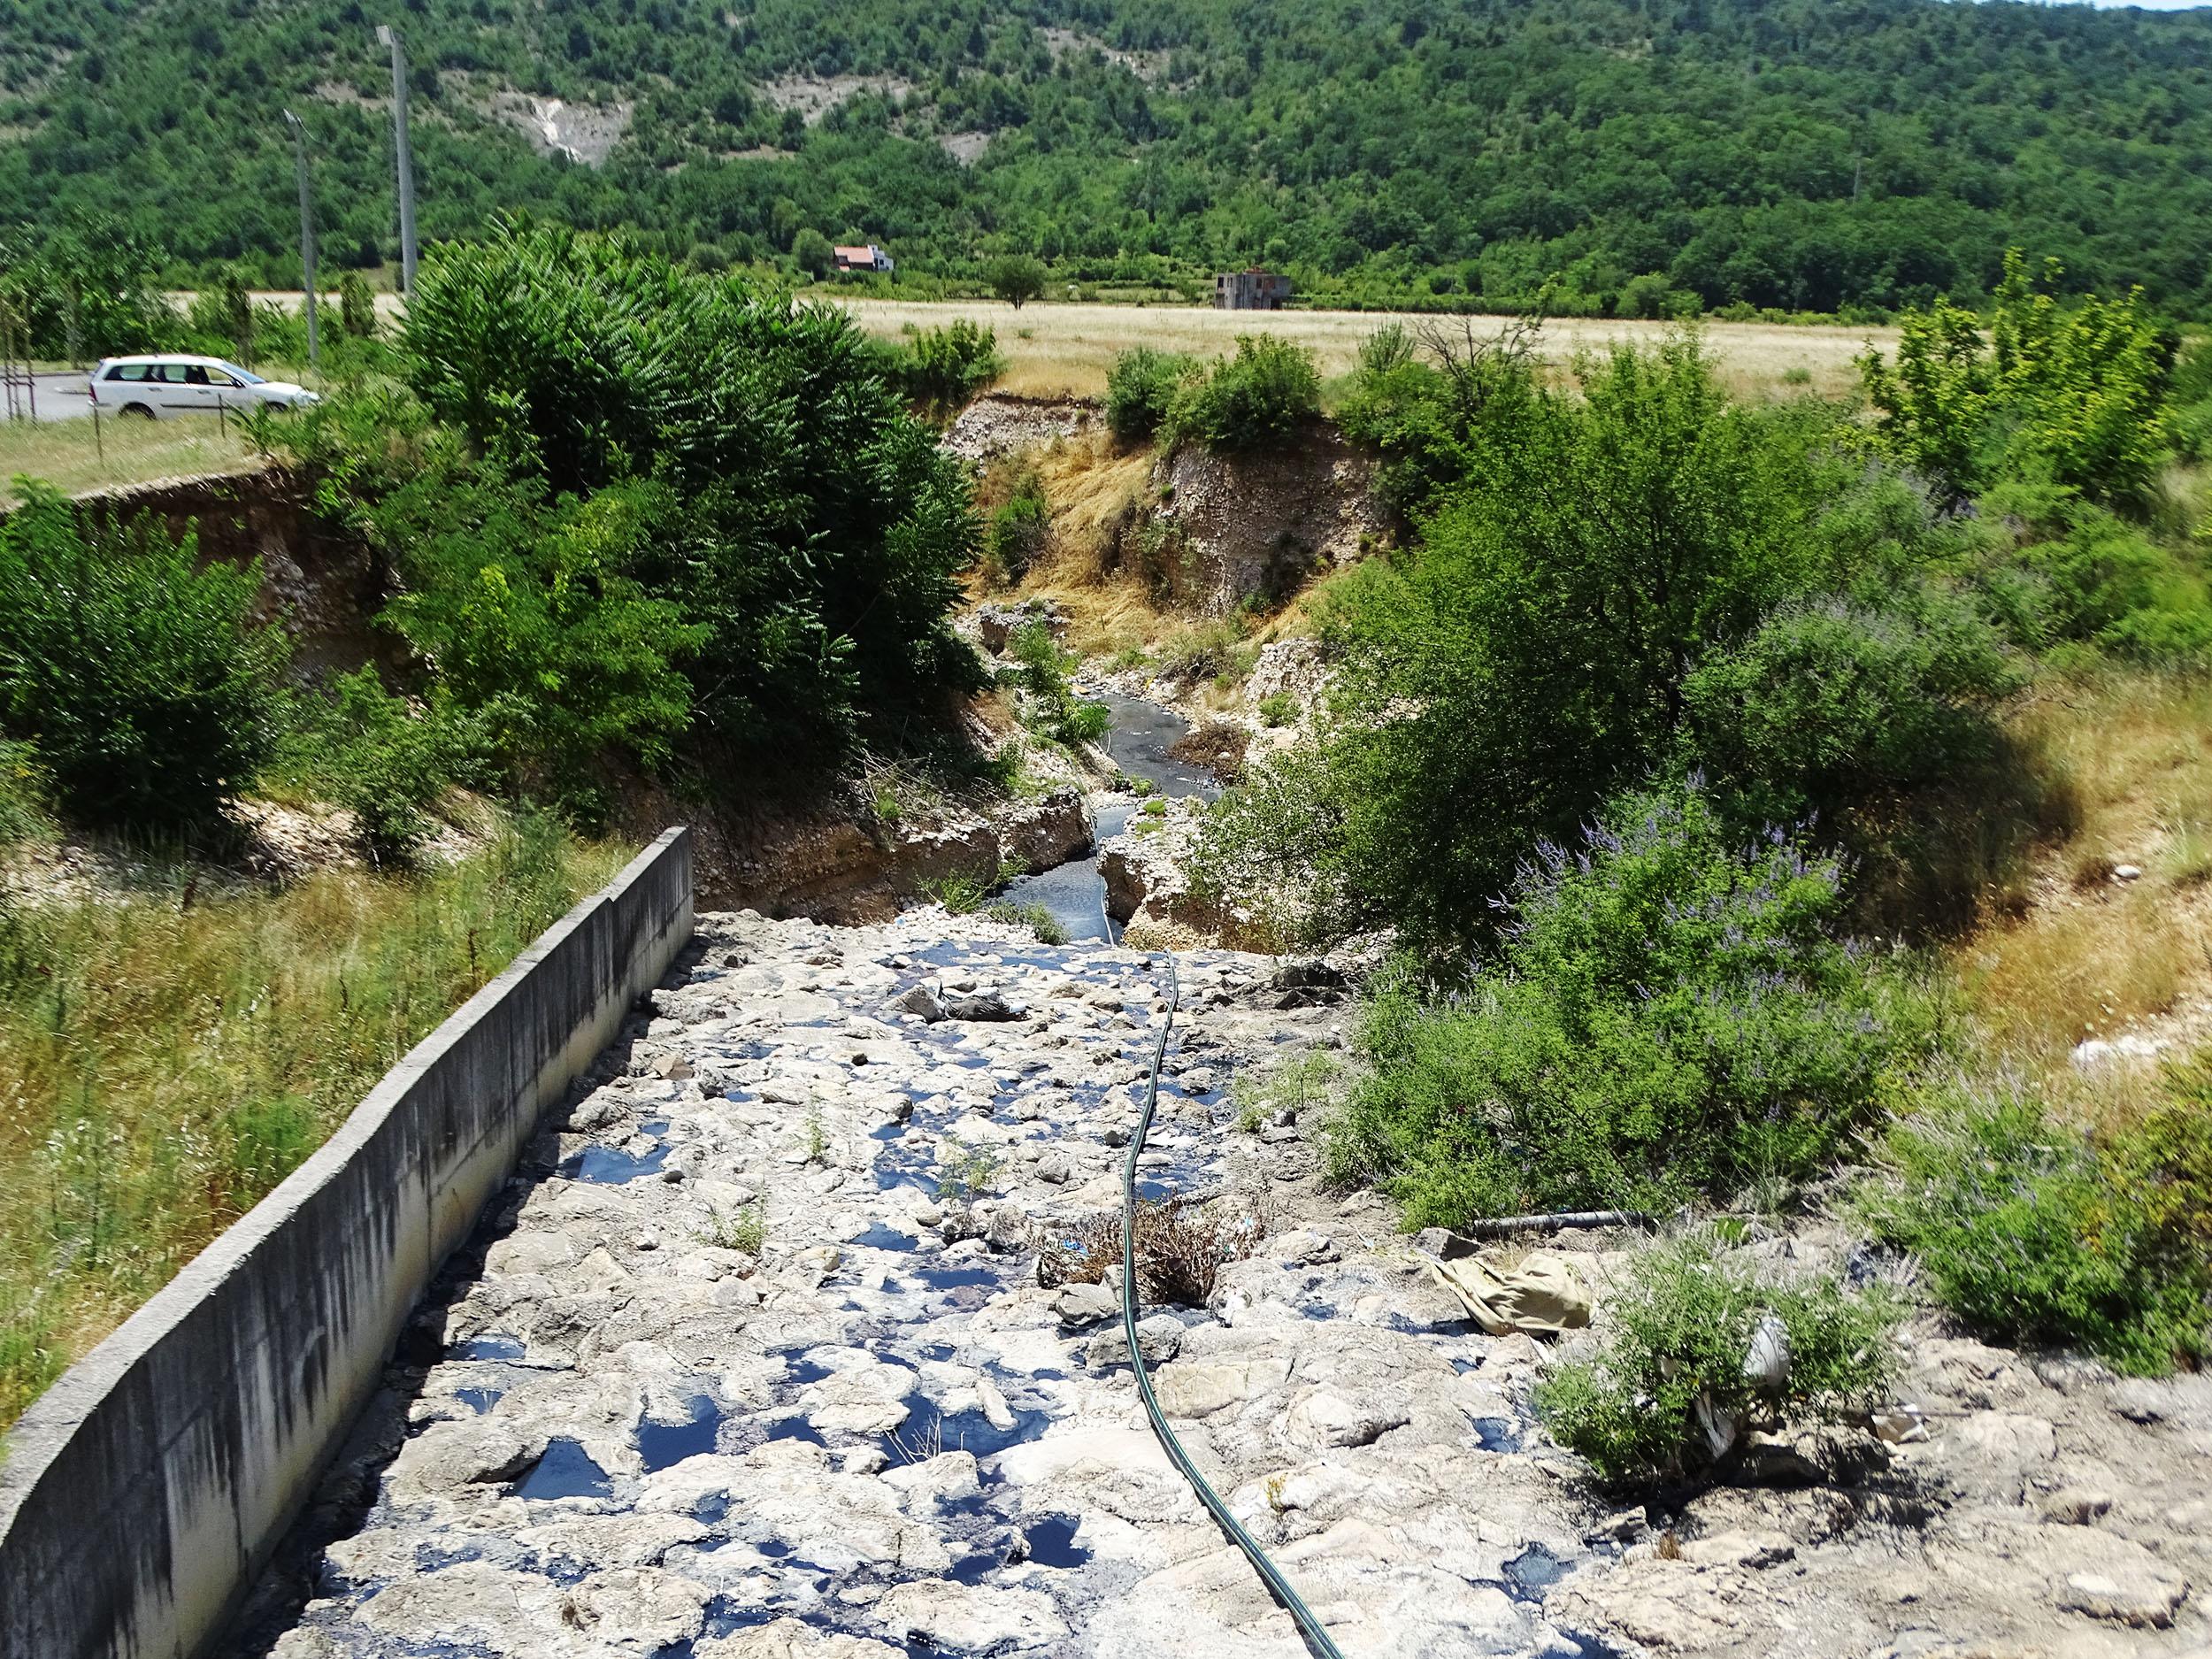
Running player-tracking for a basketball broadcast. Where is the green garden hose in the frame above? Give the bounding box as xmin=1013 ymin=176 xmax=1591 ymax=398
xmin=1119 ymin=952 xmax=1348 ymax=1659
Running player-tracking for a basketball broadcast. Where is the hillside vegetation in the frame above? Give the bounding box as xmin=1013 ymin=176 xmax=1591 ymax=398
xmin=4 ymin=0 xmax=2212 ymax=314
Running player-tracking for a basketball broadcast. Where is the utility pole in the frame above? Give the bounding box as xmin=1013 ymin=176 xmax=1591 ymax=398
xmin=377 ymin=24 xmax=418 ymax=297
xmin=282 ymin=109 xmax=319 ymax=372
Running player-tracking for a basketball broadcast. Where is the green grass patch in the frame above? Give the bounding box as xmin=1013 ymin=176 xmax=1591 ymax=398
xmin=0 ymin=811 xmax=626 ymax=1429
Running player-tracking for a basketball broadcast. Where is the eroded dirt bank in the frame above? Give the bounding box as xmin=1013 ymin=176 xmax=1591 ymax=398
xmin=236 ymin=910 xmax=2212 ymax=1659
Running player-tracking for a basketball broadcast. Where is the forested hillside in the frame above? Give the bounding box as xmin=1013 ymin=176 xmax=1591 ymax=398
xmin=4 ymin=0 xmax=2211 ymax=314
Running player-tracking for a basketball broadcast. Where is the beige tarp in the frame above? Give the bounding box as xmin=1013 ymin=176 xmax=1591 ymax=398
xmin=1425 ymin=1249 xmax=1593 ymax=1336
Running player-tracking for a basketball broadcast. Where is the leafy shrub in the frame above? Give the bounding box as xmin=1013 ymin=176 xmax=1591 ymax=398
xmin=0 ymin=484 xmax=284 ymax=828
xmin=1251 ymin=335 xmax=1916 ymax=956
xmin=1975 ymin=486 xmax=2212 ymax=664
xmin=1256 ymin=690 xmax=1300 ymax=728
xmin=982 ymin=467 xmax=1050 ymax=587
xmin=1166 ymin=336 xmax=1322 ymax=452
xmin=1330 ymin=784 xmax=1928 ymax=1224
xmin=1534 ymin=1232 xmax=1899 ymax=1485
xmin=1863 ymin=1079 xmax=2212 ymax=1375
xmin=894 ymin=319 xmax=1006 ymax=416
xmin=275 ymin=669 xmax=480 ymax=858
xmin=329 ymin=223 xmax=986 ymax=773
xmin=1004 ymin=620 xmax=1110 ymax=746
xmin=1682 ymin=592 xmax=2016 ymax=826
xmin=369 ymin=471 xmax=705 ymax=812
xmin=1106 ymin=346 xmax=1200 ymax=443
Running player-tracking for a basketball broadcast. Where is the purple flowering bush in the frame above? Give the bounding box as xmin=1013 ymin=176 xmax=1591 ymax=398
xmin=1331 ymin=782 xmax=1937 ymax=1225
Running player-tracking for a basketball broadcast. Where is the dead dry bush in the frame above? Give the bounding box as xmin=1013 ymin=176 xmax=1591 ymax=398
xmin=1167 ymin=721 xmax=1250 ymax=782
xmin=1033 ymin=1194 xmax=1271 ymax=1305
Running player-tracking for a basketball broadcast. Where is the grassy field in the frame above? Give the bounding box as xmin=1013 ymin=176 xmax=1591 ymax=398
xmin=0 ymin=415 xmax=263 ymax=508
xmin=0 ymin=817 xmax=628 ymax=1429
xmin=833 ymin=297 xmax=1901 ymax=403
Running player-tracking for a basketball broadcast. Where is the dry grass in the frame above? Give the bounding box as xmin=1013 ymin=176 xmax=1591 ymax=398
xmin=0 ymin=416 xmax=263 ymax=508
xmin=1033 ymin=1194 xmax=1271 ymax=1306
xmin=974 ymin=428 xmax=1361 ymax=696
xmin=834 ymin=298 xmax=1893 ymax=404
xmin=0 ymin=820 xmax=628 ymax=1428
xmin=1957 ymin=673 xmax=2212 ymax=1072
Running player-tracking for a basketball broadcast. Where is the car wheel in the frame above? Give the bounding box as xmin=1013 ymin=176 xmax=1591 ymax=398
xmin=120 ymin=402 xmax=157 ymax=419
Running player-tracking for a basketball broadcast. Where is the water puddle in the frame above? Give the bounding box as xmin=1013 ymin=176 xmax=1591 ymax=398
xmin=514 ymin=1439 xmax=612 ymax=1502
xmin=1471 ymin=1417 xmax=1523 ymax=1453
xmin=454 ymin=1386 xmax=503 ymax=1415
xmin=562 ymin=1141 xmax=670 ymax=1184
xmin=851 ymin=1224 xmax=918 ymax=1252
xmin=449 ymin=1333 xmax=525 ymax=1361
xmin=1504 ymin=1543 xmax=1569 ymax=1599
xmin=638 ymin=1394 xmax=725 ymax=1471
xmin=913 ymin=1263 xmax=996 ymax=1291
xmin=1022 ymin=1515 xmax=1090 ymax=1569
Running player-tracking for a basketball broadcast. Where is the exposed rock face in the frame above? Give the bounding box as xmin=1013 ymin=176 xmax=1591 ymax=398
xmin=941 ymin=396 xmax=1098 ymax=465
xmin=1151 ymin=426 xmax=1385 ymax=616
xmin=972 ymin=598 xmax=1069 ymax=654
xmin=1099 ymin=796 xmax=1270 ymax=949
xmin=628 ymin=782 xmax=1093 ymax=924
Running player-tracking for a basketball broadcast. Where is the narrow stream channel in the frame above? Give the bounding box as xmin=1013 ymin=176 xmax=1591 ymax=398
xmin=997 ymin=691 xmax=1221 ymax=944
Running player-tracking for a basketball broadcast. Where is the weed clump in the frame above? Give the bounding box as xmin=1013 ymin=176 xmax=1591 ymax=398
xmin=1534 ymin=1232 xmax=1900 ymax=1486
xmin=1034 ymin=1195 xmax=1271 ymax=1307
xmin=1861 ymin=1077 xmax=2212 ymax=1375
xmin=983 ymin=900 xmax=1069 ymax=945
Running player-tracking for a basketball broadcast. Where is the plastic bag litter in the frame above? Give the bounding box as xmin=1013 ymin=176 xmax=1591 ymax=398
xmin=1425 ymin=1250 xmax=1593 ymax=1336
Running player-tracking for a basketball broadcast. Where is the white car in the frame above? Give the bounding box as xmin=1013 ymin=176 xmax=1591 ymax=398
xmin=88 ymin=354 xmax=321 ymax=419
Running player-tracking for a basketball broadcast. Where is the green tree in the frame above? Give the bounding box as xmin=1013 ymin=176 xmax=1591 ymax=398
xmin=987 ymin=253 xmax=1047 ymax=308
xmin=791 ymin=227 xmax=835 ymax=279
xmin=1859 ymin=250 xmax=2173 ymax=506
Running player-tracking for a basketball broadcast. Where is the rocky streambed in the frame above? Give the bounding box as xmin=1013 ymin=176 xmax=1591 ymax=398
xmin=235 ymin=907 xmax=2212 ymax=1659
xmin=235 ymin=910 xmax=1608 ymax=1659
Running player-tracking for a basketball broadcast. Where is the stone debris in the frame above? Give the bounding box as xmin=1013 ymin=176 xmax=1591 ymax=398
xmin=235 ymin=906 xmax=2212 ymax=1659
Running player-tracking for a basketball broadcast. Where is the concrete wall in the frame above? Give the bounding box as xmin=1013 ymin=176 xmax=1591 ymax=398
xmin=0 ymin=827 xmax=693 ymax=1659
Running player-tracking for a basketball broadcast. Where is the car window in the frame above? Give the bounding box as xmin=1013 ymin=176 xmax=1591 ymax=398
xmin=104 ymin=365 xmax=147 ymax=381
xmin=204 ymin=366 xmax=238 ymax=387
xmin=184 ymin=365 xmax=210 ymax=385
xmin=216 ymin=363 xmax=266 ymax=386
xmin=159 ymin=364 xmax=194 ymax=383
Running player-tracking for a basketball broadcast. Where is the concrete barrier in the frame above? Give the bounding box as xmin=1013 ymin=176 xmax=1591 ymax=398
xmin=0 ymin=827 xmax=694 ymax=1659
